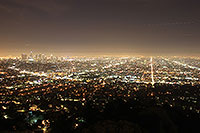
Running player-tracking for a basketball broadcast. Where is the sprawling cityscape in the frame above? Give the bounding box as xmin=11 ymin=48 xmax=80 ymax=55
xmin=1 ymin=0 xmax=200 ymax=132
xmin=0 ymin=52 xmax=199 ymax=132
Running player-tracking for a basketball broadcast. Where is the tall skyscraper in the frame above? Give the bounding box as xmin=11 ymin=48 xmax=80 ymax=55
xmin=29 ymin=51 xmax=34 ymax=59
xmin=21 ymin=53 xmax=28 ymax=61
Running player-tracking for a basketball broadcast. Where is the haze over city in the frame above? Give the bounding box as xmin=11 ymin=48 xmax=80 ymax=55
xmin=0 ymin=0 xmax=200 ymax=56
xmin=0 ymin=0 xmax=200 ymax=132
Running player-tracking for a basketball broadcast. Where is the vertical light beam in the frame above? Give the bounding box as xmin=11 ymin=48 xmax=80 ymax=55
xmin=150 ymin=57 xmax=155 ymax=86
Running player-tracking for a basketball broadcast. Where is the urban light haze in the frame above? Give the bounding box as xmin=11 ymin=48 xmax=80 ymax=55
xmin=0 ymin=0 xmax=200 ymax=132
xmin=0 ymin=0 xmax=200 ymax=56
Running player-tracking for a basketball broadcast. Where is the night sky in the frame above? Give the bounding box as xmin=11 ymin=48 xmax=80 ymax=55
xmin=0 ymin=0 xmax=200 ymax=56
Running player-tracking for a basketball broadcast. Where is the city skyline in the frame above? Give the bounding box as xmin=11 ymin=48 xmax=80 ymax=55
xmin=0 ymin=1 xmax=199 ymax=132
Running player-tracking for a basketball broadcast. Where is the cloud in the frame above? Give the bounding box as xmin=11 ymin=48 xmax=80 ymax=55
xmin=0 ymin=4 xmax=12 ymax=13
xmin=0 ymin=0 xmax=69 ymax=16
xmin=17 ymin=0 xmax=69 ymax=14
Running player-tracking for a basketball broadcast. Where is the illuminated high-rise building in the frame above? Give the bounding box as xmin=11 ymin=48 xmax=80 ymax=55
xmin=21 ymin=53 xmax=28 ymax=61
xmin=29 ymin=51 xmax=34 ymax=59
